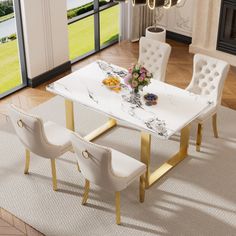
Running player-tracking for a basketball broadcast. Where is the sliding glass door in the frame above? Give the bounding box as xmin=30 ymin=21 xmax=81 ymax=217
xmin=0 ymin=0 xmax=26 ymax=98
xmin=67 ymin=0 xmax=119 ymax=63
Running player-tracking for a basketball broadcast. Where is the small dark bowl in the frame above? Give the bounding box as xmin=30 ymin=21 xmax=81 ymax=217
xmin=144 ymin=93 xmax=158 ymax=106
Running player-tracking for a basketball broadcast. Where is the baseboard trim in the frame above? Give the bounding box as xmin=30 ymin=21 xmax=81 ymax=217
xmin=166 ymin=31 xmax=192 ymax=45
xmin=28 ymin=61 xmax=71 ymax=88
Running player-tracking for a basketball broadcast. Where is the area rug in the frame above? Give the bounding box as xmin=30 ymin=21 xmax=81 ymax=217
xmin=0 ymin=96 xmax=236 ymax=236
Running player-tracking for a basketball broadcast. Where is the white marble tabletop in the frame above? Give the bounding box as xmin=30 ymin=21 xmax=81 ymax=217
xmin=47 ymin=60 xmax=211 ymax=139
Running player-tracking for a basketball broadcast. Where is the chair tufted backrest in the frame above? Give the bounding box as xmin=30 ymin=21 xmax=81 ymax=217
xmin=8 ymin=104 xmax=60 ymax=159
xmin=186 ymin=54 xmax=230 ymax=105
xmin=138 ymin=37 xmax=171 ymax=81
xmin=71 ymin=133 xmax=125 ymax=191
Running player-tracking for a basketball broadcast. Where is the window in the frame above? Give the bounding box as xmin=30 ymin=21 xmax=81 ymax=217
xmin=0 ymin=0 xmax=27 ymax=98
xmin=67 ymin=0 xmax=119 ymax=63
xmin=100 ymin=4 xmax=119 ymax=48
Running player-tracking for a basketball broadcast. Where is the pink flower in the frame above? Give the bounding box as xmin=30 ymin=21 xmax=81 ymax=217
xmin=128 ymin=67 xmax=132 ymax=73
xmin=124 ymin=74 xmax=132 ymax=85
xmin=141 ymin=72 xmax=146 ymax=78
xmin=130 ymin=64 xmax=135 ymax=70
xmin=138 ymin=76 xmax=144 ymax=82
xmin=140 ymin=68 xmax=147 ymax=73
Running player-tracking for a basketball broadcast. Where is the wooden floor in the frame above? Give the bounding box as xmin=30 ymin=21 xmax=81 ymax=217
xmin=0 ymin=40 xmax=236 ymax=119
xmin=0 ymin=208 xmax=43 ymax=236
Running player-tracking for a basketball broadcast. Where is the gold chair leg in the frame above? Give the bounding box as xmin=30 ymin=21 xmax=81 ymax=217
xmin=50 ymin=159 xmax=57 ymax=191
xmin=77 ymin=162 xmax=81 ymax=172
xmin=139 ymin=174 xmax=145 ymax=203
xmin=115 ymin=192 xmax=121 ymax=225
xmin=82 ymin=179 xmax=90 ymax=205
xmin=24 ymin=149 xmax=30 ymax=174
xmin=212 ymin=114 xmax=219 ymax=138
xmin=196 ymin=123 xmax=203 ymax=152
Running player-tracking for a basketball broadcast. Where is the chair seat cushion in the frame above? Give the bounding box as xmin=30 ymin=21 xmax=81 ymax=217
xmin=44 ymin=121 xmax=72 ymax=153
xmin=111 ymin=149 xmax=146 ymax=185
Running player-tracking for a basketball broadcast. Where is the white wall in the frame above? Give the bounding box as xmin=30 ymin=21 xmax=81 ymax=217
xmin=158 ymin=0 xmax=194 ymax=37
xmin=189 ymin=0 xmax=236 ymax=66
xmin=20 ymin=0 xmax=69 ymax=79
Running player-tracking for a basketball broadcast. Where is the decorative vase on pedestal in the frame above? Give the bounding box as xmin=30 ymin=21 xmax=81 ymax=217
xmin=145 ymin=26 xmax=166 ymax=42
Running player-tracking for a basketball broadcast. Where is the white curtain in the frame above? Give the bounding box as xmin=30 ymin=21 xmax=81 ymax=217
xmin=130 ymin=5 xmax=154 ymax=41
xmin=120 ymin=2 xmax=154 ymax=42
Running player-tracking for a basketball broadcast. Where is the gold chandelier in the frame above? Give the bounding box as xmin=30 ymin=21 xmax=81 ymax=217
xmin=163 ymin=0 xmax=182 ymax=9
xmin=115 ymin=0 xmax=182 ymax=9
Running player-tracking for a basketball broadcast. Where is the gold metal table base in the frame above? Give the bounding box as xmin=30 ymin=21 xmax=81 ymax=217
xmin=65 ymin=99 xmax=117 ymax=140
xmin=141 ymin=125 xmax=190 ymax=188
xmin=65 ymin=99 xmax=191 ymax=188
xmin=84 ymin=118 xmax=117 ymax=141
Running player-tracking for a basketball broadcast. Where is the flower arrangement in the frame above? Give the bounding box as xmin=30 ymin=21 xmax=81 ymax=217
xmin=124 ymin=64 xmax=153 ymax=93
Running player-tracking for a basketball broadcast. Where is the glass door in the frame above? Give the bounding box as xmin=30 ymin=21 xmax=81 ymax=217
xmin=0 ymin=0 xmax=27 ymax=98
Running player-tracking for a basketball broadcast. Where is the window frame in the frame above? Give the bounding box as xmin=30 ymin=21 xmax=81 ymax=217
xmin=0 ymin=0 xmax=28 ymax=99
xmin=67 ymin=0 xmax=119 ymax=64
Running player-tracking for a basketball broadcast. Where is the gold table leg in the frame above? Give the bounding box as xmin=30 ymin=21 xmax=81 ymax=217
xmin=140 ymin=132 xmax=151 ymax=188
xmin=141 ymin=125 xmax=191 ymax=188
xmin=84 ymin=118 xmax=117 ymax=141
xmin=64 ymin=98 xmax=116 ymax=140
xmin=65 ymin=99 xmax=75 ymax=131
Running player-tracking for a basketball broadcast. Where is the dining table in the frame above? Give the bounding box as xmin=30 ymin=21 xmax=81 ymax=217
xmin=46 ymin=60 xmax=211 ymax=188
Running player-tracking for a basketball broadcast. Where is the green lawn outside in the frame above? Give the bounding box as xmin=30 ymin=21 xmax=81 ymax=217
xmin=100 ymin=5 xmax=119 ymax=46
xmin=0 ymin=39 xmax=21 ymax=94
xmin=68 ymin=5 xmax=119 ymax=60
xmin=68 ymin=15 xmax=95 ymax=60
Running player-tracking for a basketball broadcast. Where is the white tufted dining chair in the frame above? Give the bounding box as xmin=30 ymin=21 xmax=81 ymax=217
xmin=8 ymin=104 xmax=73 ymax=190
xmin=186 ymin=54 xmax=230 ymax=151
xmin=71 ymin=132 xmax=146 ymax=225
xmin=138 ymin=36 xmax=171 ymax=81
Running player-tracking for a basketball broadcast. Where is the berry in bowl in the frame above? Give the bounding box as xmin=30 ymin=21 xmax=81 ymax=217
xmin=144 ymin=93 xmax=158 ymax=106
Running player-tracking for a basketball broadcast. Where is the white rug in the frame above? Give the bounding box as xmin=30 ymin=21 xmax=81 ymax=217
xmin=0 ymin=96 xmax=236 ymax=236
